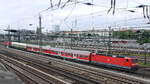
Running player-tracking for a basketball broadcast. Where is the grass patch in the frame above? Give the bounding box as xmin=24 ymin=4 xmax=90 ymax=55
xmin=139 ymin=62 xmax=150 ymax=67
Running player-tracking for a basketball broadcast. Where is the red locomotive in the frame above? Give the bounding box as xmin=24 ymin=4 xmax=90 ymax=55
xmin=3 ymin=42 xmax=138 ymax=71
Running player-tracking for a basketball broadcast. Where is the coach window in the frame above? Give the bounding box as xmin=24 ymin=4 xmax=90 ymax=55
xmin=73 ymin=54 xmax=75 ymax=57
xmin=76 ymin=54 xmax=78 ymax=57
xmin=78 ymin=55 xmax=81 ymax=57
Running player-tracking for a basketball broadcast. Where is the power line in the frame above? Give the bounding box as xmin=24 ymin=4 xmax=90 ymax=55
xmin=107 ymin=0 xmax=116 ymax=15
xmin=59 ymin=3 xmax=77 ymax=29
xmin=131 ymin=0 xmax=150 ymax=5
xmin=6 ymin=0 xmax=150 ymax=31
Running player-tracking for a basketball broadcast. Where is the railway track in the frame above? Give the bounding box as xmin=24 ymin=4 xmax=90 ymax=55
xmin=0 ymin=49 xmax=102 ymax=84
xmin=0 ymin=46 xmax=150 ymax=84
xmin=1 ymin=60 xmax=45 ymax=84
xmin=0 ymin=54 xmax=70 ymax=84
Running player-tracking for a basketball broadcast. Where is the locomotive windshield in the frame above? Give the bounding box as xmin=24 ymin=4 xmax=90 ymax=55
xmin=132 ymin=59 xmax=138 ymax=63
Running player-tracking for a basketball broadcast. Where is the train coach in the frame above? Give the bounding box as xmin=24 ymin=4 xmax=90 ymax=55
xmin=4 ymin=41 xmax=138 ymax=71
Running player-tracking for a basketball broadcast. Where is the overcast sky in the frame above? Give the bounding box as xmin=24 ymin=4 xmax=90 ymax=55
xmin=0 ymin=0 xmax=150 ymax=32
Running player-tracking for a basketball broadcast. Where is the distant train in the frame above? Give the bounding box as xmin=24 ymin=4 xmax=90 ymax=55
xmin=112 ymin=41 xmax=128 ymax=44
xmin=3 ymin=41 xmax=138 ymax=71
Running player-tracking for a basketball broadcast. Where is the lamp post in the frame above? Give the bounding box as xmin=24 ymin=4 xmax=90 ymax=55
xmin=7 ymin=25 xmax=11 ymax=43
xmin=108 ymin=26 xmax=112 ymax=54
xmin=143 ymin=44 xmax=147 ymax=65
xmin=38 ymin=14 xmax=42 ymax=53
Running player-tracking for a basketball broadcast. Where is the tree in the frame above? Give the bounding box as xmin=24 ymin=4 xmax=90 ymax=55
xmin=136 ymin=30 xmax=150 ymax=45
xmin=113 ymin=29 xmax=150 ymax=44
xmin=113 ymin=30 xmax=136 ymax=39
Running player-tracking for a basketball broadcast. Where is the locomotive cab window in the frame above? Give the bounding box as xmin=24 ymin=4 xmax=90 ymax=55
xmin=126 ymin=59 xmax=129 ymax=62
xmin=132 ymin=59 xmax=138 ymax=63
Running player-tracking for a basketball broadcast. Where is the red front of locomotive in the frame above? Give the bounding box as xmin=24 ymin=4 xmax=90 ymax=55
xmin=124 ymin=57 xmax=138 ymax=70
xmin=91 ymin=53 xmax=138 ymax=70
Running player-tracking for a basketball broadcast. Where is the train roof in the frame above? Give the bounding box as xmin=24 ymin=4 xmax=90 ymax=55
xmin=12 ymin=42 xmax=27 ymax=46
xmin=12 ymin=42 xmax=40 ymax=48
xmin=12 ymin=42 xmax=137 ymax=57
xmin=42 ymin=46 xmax=91 ymax=55
xmin=20 ymin=43 xmax=91 ymax=55
xmin=50 ymin=47 xmax=91 ymax=55
xmin=21 ymin=42 xmax=100 ymax=56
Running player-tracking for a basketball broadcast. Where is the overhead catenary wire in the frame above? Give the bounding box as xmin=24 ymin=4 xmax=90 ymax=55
xmin=107 ymin=0 xmax=116 ymax=15
xmin=7 ymin=1 xmax=138 ymax=26
xmin=91 ymin=0 xmax=94 ymax=30
xmin=59 ymin=3 xmax=77 ymax=28
xmin=136 ymin=4 xmax=150 ymax=23
xmin=131 ymin=0 xmax=150 ymax=5
xmin=57 ymin=4 xmax=141 ymax=30
xmin=58 ymin=0 xmax=62 ymax=7
xmin=6 ymin=0 xmax=79 ymax=31
xmin=5 ymin=0 xmax=150 ymax=32
xmin=50 ymin=0 xmax=53 ymax=8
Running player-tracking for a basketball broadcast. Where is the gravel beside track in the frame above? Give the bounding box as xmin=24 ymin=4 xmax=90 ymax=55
xmin=0 ymin=54 xmax=70 ymax=84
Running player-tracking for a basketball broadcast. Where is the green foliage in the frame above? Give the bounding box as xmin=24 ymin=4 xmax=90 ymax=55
xmin=113 ymin=30 xmax=150 ymax=44
xmin=113 ymin=30 xmax=136 ymax=39
xmin=139 ymin=62 xmax=150 ymax=66
xmin=136 ymin=30 xmax=150 ymax=45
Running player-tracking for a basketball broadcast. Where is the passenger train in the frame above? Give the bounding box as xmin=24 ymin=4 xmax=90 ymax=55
xmin=3 ymin=41 xmax=138 ymax=71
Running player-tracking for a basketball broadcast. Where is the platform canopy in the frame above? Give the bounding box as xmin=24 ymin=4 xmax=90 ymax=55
xmin=4 ymin=29 xmax=19 ymax=33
